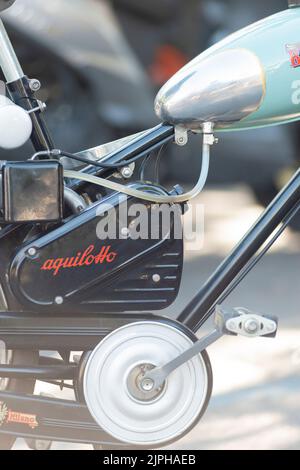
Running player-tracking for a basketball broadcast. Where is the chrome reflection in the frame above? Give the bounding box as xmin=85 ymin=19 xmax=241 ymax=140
xmin=155 ymin=48 xmax=265 ymax=130
xmin=61 ymin=130 xmax=148 ymax=170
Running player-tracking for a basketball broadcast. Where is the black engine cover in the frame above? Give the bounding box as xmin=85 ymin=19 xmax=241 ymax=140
xmin=8 ymin=186 xmax=183 ymax=313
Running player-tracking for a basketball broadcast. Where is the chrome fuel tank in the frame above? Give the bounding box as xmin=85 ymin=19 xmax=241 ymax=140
xmin=155 ymin=7 xmax=300 ymax=131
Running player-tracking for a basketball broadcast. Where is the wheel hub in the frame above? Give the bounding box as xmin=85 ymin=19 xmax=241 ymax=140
xmin=127 ymin=364 xmax=165 ymax=402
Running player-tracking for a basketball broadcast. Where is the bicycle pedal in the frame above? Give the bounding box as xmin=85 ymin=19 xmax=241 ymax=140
xmin=214 ymin=306 xmax=278 ymax=338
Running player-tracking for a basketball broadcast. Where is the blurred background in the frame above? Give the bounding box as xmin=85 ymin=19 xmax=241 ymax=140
xmin=1 ymin=0 xmax=297 ymax=212
xmin=1 ymin=0 xmax=299 ymax=450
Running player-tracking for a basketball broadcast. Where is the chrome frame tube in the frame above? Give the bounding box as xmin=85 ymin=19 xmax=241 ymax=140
xmin=0 ymin=18 xmax=23 ymax=83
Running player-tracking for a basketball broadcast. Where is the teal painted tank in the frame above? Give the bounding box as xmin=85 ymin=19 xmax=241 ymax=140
xmin=155 ymin=6 xmax=300 ymax=132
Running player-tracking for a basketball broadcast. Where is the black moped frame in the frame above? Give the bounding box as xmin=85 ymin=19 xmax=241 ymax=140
xmin=70 ymin=122 xmax=300 ymax=336
xmin=1 ymin=119 xmax=296 ymax=332
xmin=0 ymin=8 xmax=299 ymax=446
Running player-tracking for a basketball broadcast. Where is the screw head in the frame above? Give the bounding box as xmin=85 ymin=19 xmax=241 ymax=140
xmin=176 ymin=136 xmax=188 ymax=146
xmin=140 ymin=378 xmax=155 ymax=392
xmin=29 ymin=79 xmax=41 ymax=92
xmin=55 ymin=296 xmax=64 ymax=305
xmin=244 ymin=319 xmax=259 ymax=334
xmin=27 ymin=247 xmax=37 ymax=257
xmin=152 ymin=274 xmax=161 ymax=283
xmin=121 ymin=166 xmax=133 ymax=179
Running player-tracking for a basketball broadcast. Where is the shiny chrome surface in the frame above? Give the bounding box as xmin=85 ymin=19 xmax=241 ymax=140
xmin=78 ymin=131 xmax=148 ymax=162
xmin=61 ymin=130 xmax=147 ymax=170
xmin=155 ymin=48 xmax=265 ymax=130
xmin=0 ymin=18 xmax=23 ymax=82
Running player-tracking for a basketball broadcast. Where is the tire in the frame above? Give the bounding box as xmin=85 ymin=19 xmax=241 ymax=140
xmin=0 ymin=350 xmax=38 ymax=450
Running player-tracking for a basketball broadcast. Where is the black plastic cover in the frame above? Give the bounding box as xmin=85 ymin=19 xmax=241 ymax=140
xmin=2 ymin=160 xmax=63 ymax=223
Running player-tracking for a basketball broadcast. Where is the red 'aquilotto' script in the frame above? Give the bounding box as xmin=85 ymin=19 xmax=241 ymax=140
xmin=40 ymin=244 xmax=117 ymax=276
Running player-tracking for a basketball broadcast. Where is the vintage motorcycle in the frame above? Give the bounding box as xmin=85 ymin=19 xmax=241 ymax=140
xmin=0 ymin=0 xmax=299 ymax=450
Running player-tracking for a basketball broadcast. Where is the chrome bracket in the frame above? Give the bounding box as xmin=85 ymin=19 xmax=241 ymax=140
xmin=27 ymin=100 xmax=47 ymax=114
xmin=202 ymin=122 xmax=218 ymax=146
xmin=174 ymin=126 xmax=188 ymax=146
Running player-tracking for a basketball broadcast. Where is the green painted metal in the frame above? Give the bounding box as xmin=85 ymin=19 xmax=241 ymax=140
xmin=205 ymin=7 xmax=300 ymax=131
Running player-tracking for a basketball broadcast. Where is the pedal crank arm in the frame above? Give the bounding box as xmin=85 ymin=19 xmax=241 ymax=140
xmin=144 ymin=305 xmax=278 ymax=391
xmin=144 ymin=328 xmax=223 ymax=390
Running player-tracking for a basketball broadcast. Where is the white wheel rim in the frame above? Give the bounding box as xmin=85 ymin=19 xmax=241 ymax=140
xmin=83 ymin=322 xmax=209 ymax=446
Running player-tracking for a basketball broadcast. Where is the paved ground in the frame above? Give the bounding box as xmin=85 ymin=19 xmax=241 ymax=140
xmin=14 ymin=184 xmax=300 ymax=450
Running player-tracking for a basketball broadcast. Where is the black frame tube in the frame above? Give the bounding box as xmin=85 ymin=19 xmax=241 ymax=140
xmin=179 ymin=168 xmax=300 ymax=332
xmin=69 ymin=124 xmax=174 ymax=191
xmin=0 ymin=364 xmax=77 ymax=380
xmin=6 ymin=76 xmax=54 ymax=152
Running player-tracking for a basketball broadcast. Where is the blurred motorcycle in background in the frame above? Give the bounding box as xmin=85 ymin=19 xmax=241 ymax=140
xmin=1 ymin=0 xmax=297 ymax=211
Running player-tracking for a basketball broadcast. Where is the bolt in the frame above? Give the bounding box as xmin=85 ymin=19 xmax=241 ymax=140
xmin=27 ymin=247 xmax=37 ymax=257
xmin=152 ymin=274 xmax=161 ymax=284
xmin=37 ymin=100 xmax=47 ymax=112
xmin=176 ymin=136 xmax=187 ymax=146
xmin=121 ymin=166 xmax=133 ymax=179
xmin=55 ymin=296 xmax=64 ymax=305
xmin=244 ymin=319 xmax=259 ymax=334
xmin=140 ymin=378 xmax=155 ymax=392
xmin=29 ymin=79 xmax=41 ymax=92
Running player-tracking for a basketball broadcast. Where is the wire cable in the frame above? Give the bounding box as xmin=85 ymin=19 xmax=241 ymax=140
xmin=64 ymin=140 xmax=211 ymax=204
xmin=31 ymin=136 xmax=173 ymax=171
